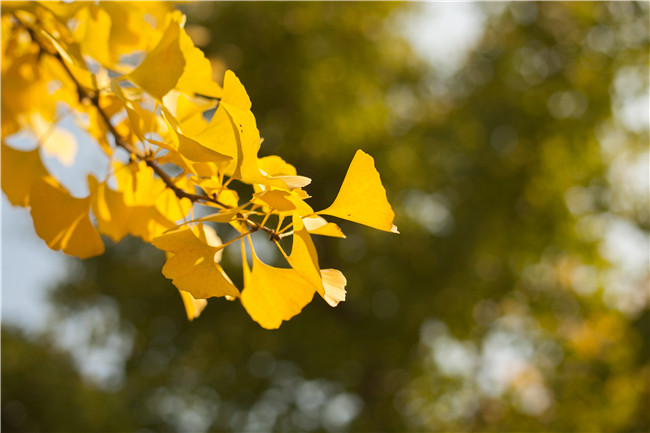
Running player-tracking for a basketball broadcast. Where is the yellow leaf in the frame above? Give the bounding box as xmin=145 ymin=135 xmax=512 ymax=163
xmin=152 ymin=224 xmax=240 ymax=299
xmin=303 ymin=215 xmax=346 ymax=238
xmin=277 ymin=215 xmax=323 ymax=295
xmin=320 ymin=269 xmax=347 ymax=307
xmin=221 ymin=69 xmax=251 ymax=110
xmin=155 ymin=177 xmax=193 ymax=223
xmin=253 ymin=190 xmax=314 ymax=217
xmin=319 ymin=150 xmax=399 ymax=233
xmin=219 ymin=100 xmax=266 ymax=182
xmin=254 ymin=190 xmax=297 ymax=212
xmin=88 ymin=175 xmax=130 ymax=243
xmin=240 ymin=243 xmax=316 ymax=329
xmin=1 ymin=142 xmax=48 ymax=207
xmin=161 ymin=108 xmax=231 ymax=164
xmin=109 ymin=162 xmax=191 ymax=242
xmin=258 ymin=155 xmax=311 ymax=189
xmin=115 ymin=161 xmax=164 ymax=207
xmin=128 ymin=13 xmax=184 ymax=99
xmin=193 ymin=71 xmax=287 ymax=189
xmin=73 ymin=5 xmax=113 ymax=68
xmin=258 ymin=155 xmax=297 ymax=176
xmin=175 ymin=21 xmax=222 ymax=98
xmin=192 ymin=106 xmax=238 ymax=165
xmin=174 ymin=93 xmax=212 ymax=135
xmin=1 ymin=53 xmax=55 ymax=129
xmin=178 ymin=288 xmax=207 ymax=321
xmin=129 ymin=207 xmax=181 ymax=243
xmin=128 ymin=11 xmax=222 ymax=99
xmin=99 ymin=2 xmax=169 ymax=58
xmin=30 ymin=177 xmax=104 ymax=259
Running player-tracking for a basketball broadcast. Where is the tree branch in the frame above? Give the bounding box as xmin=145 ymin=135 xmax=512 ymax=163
xmin=16 ymin=16 xmax=280 ymax=240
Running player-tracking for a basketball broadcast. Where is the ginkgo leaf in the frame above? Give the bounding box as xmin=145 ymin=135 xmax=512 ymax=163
xmin=258 ymin=155 xmax=311 ymax=189
xmin=1 ymin=52 xmax=55 ymax=129
xmin=319 ymin=149 xmax=399 ymax=233
xmin=173 ymin=92 xmax=212 ymax=135
xmin=129 ymin=207 xmax=182 ymax=243
xmin=30 ymin=177 xmax=104 ymax=259
xmin=279 ymin=215 xmax=324 ymax=294
xmin=175 ymin=21 xmax=222 ymax=98
xmin=219 ymin=101 xmax=267 ymax=182
xmin=178 ymin=288 xmax=207 ymax=321
xmin=152 ymin=224 xmax=240 ymax=299
xmin=303 ymin=215 xmax=346 ymax=238
xmin=221 ymin=69 xmax=251 ymax=110
xmin=88 ymin=175 xmax=130 ymax=242
xmin=193 ymin=70 xmax=287 ymax=189
xmin=161 ymin=107 xmax=231 ymax=164
xmin=253 ymin=190 xmax=315 ymax=217
xmin=105 ymin=162 xmax=191 ymax=242
xmin=320 ymin=269 xmax=347 ymax=307
xmin=99 ymin=2 xmax=169 ymax=59
xmin=155 ymin=179 xmax=193 ymax=223
xmin=240 ymin=243 xmax=316 ymax=329
xmin=254 ymin=190 xmax=298 ymax=212
xmin=73 ymin=5 xmax=113 ymax=68
xmin=258 ymin=155 xmax=297 ymax=176
xmin=1 ymin=142 xmax=48 ymax=207
xmin=115 ymin=161 xmax=164 ymax=207
xmin=128 ymin=13 xmax=184 ymax=99
xmin=128 ymin=11 xmax=221 ymax=99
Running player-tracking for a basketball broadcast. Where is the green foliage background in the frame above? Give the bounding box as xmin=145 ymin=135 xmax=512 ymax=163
xmin=2 ymin=2 xmax=649 ymax=432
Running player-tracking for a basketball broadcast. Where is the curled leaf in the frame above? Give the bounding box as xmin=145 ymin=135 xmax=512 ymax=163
xmin=178 ymin=288 xmax=208 ymax=321
xmin=320 ymin=269 xmax=347 ymax=307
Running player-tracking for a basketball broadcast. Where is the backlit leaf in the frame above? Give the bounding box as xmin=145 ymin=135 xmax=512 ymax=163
xmin=303 ymin=215 xmax=346 ymax=238
xmin=1 ymin=142 xmax=48 ymax=207
xmin=320 ymin=268 xmax=347 ymax=307
xmin=319 ymin=149 xmax=399 ymax=233
xmin=128 ymin=12 xmax=184 ymax=99
xmin=178 ymin=288 xmax=208 ymax=321
xmin=283 ymin=215 xmax=324 ymax=294
xmin=30 ymin=177 xmax=104 ymax=259
xmin=241 ymin=243 xmax=316 ymax=329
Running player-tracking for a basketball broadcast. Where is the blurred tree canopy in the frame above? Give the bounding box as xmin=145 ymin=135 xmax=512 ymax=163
xmin=2 ymin=2 xmax=648 ymax=432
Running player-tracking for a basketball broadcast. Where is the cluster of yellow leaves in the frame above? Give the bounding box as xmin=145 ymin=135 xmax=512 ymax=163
xmin=1 ymin=2 xmax=398 ymax=328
